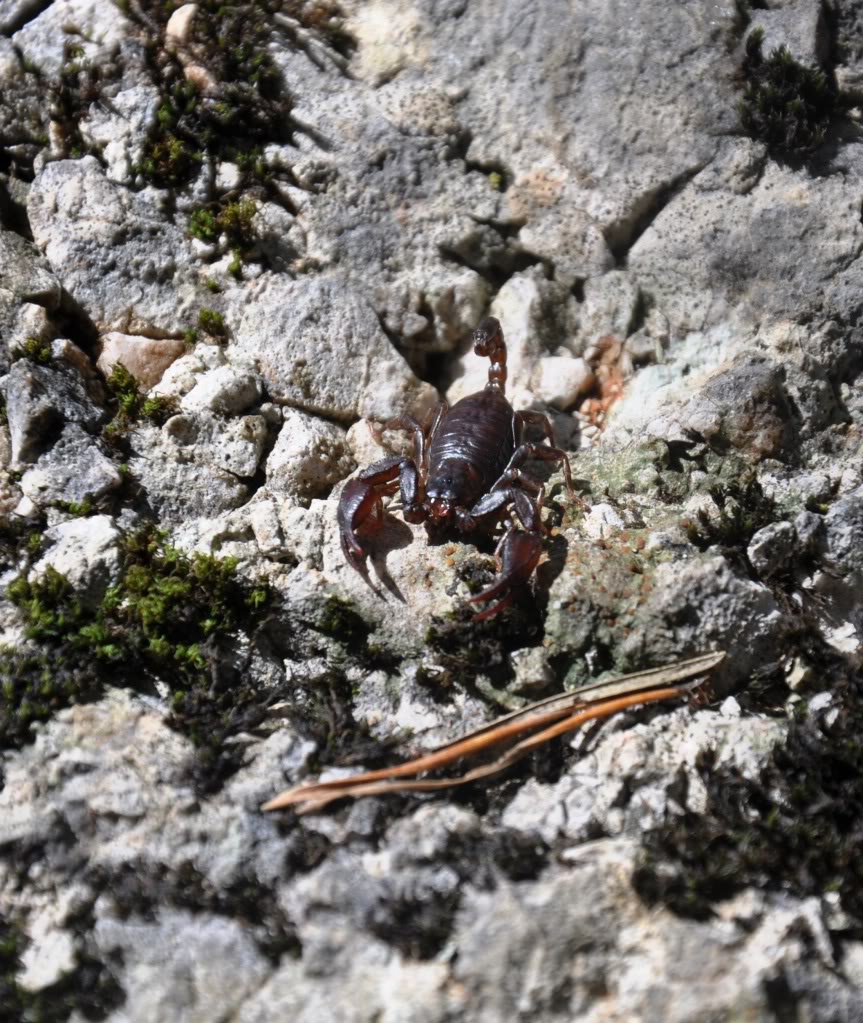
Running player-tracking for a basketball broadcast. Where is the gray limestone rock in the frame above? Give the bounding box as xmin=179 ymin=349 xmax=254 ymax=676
xmin=28 ymin=158 xmax=209 ymax=336
xmin=20 ymin=423 xmax=122 ymax=506
xmin=0 ymin=230 xmax=62 ymax=371
xmin=2 ymin=354 xmax=103 ymax=466
xmin=679 ymin=357 xmax=798 ymax=461
xmin=1 ymin=1 xmax=863 ymax=1019
xmin=231 ymin=274 xmax=437 ymax=422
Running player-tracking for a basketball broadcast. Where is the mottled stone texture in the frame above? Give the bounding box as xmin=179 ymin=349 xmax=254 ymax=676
xmin=1 ymin=1 xmax=863 ymax=1021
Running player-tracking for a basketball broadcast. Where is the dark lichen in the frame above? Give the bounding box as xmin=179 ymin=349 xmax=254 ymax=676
xmin=738 ymin=29 xmax=836 ymax=156
xmin=633 ymin=642 xmax=863 ymax=923
xmin=0 ymin=917 xmax=124 ymax=1023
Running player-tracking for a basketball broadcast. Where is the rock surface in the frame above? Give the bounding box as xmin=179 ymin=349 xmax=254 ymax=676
xmin=1 ymin=1 xmax=863 ymax=1021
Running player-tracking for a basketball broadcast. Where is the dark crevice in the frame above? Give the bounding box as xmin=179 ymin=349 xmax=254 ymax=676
xmin=606 ymin=163 xmax=707 ymax=265
xmin=0 ymin=0 xmax=53 ymax=36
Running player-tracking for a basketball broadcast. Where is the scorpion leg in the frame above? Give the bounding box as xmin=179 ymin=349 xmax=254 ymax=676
xmin=338 ymin=456 xmax=423 ymax=570
xmin=494 ymin=441 xmax=576 ymax=497
xmin=456 ymin=487 xmax=544 ymax=620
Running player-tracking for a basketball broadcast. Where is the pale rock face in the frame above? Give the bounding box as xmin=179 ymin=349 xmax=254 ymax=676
xmin=31 ymin=514 xmax=121 ymax=607
xmin=97 ymin=333 xmax=188 ymax=391
xmin=4 ymin=0 xmax=863 ymax=1018
xmin=231 ymin=275 xmax=438 ymax=423
xmin=28 ymin=158 xmax=209 ymax=336
xmin=531 ymin=355 xmax=594 ymax=411
xmin=12 ymin=0 xmax=134 ymax=77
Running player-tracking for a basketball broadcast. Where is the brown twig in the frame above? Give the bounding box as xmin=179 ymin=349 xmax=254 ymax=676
xmin=262 ymin=651 xmax=725 ymax=814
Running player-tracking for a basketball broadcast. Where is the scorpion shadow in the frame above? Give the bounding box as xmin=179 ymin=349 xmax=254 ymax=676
xmin=355 ymin=515 xmax=415 ymax=604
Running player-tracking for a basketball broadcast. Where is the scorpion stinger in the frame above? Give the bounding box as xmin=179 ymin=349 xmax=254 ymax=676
xmin=337 ymin=317 xmax=578 ymax=619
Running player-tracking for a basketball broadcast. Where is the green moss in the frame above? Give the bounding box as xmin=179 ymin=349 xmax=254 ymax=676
xmin=1 ymin=527 xmax=272 ymax=792
xmin=133 ymin=1 xmax=291 ymax=189
xmin=198 ymin=307 xmax=227 ymax=338
xmin=738 ymin=29 xmax=835 ymax=156
xmin=316 ymin=595 xmax=370 ymax=647
xmin=683 ymin=471 xmax=777 ymax=569
xmin=103 ymin=363 xmax=179 ymax=440
xmin=227 ymin=248 xmax=243 ymax=278
xmin=57 ymin=498 xmax=94 ymax=518
xmin=11 ymin=336 xmax=52 ymax=365
xmin=188 ymin=207 xmax=219 ymax=242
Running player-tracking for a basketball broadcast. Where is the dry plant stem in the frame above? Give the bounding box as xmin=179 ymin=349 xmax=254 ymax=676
xmin=262 ymin=652 xmax=725 ymax=814
xmin=280 ymin=686 xmax=684 ymax=815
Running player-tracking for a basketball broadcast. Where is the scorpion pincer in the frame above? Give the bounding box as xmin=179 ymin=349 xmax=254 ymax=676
xmin=338 ymin=317 xmax=576 ymax=619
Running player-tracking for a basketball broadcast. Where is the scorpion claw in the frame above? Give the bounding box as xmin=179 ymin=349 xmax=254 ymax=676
xmin=338 ymin=478 xmax=383 ymax=571
xmin=469 ymin=530 xmax=543 ymax=620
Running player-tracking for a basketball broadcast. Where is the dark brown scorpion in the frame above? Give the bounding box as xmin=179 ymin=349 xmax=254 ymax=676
xmin=338 ymin=317 xmax=576 ymax=618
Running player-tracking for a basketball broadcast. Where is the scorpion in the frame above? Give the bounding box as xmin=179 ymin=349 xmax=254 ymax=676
xmin=338 ymin=317 xmax=576 ymax=619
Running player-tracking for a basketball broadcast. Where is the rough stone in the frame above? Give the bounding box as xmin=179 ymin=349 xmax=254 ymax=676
xmin=679 ymin=357 xmax=798 ymax=461
xmin=747 ymin=520 xmax=796 ymax=578
xmin=20 ymin=423 xmax=122 ymax=507
xmin=179 ymin=365 xmax=263 ymax=416
xmin=12 ymin=0 xmax=133 ymax=78
xmin=31 ymin=514 xmax=121 ymax=607
xmin=531 ymin=356 xmax=593 ymax=411
xmin=231 ymin=275 xmax=437 ymax=422
xmin=28 ymin=157 xmax=209 ymax=335
xmin=2 ymin=352 xmax=104 ymax=465
xmin=129 ymin=420 xmax=251 ymax=525
xmin=266 ymin=409 xmax=354 ymax=501
xmin=0 ymin=229 xmax=61 ymax=370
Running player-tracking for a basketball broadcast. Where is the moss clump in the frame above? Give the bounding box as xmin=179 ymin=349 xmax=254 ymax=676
xmin=216 ymin=199 xmax=258 ymax=247
xmin=135 ymin=1 xmax=289 ymax=189
xmin=739 ymin=29 xmax=835 ymax=155
xmin=197 ymin=308 xmax=227 ymax=338
xmin=188 ymin=206 xmax=219 ymax=242
xmin=633 ymin=646 xmax=863 ymax=923
xmin=11 ymin=336 xmax=52 ymax=365
xmin=103 ymin=363 xmax=178 ymax=441
xmin=683 ymin=471 xmax=776 ymax=570
xmin=1 ymin=527 xmax=272 ymax=792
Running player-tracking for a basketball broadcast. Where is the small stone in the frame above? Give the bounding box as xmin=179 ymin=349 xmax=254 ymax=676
xmin=532 ymin=355 xmax=594 ymax=410
xmin=583 ymin=503 xmax=625 ymax=539
xmin=2 ymin=356 xmax=103 ymax=465
xmin=165 ymin=3 xmax=198 ymax=50
xmin=266 ymin=409 xmax=355 ymax=501
xmin=250 ymin=499 xmax=284 ymax=556
xmin=747 ymin=521 xmax=795 ymax=577
xmin=180 ymin=365 xmax=262 ymax=415
xmin=97 ymin=332 xmax=187 ymax=391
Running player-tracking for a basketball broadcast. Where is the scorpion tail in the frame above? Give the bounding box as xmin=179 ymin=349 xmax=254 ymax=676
xmin=469 ymin=530 xmax=542 ymax=620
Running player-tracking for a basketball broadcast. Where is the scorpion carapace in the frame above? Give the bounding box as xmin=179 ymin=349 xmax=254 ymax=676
xmin=338 ymin=317 xmax=576 ymax=619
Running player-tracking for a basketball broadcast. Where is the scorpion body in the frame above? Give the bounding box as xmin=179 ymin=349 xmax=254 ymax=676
xmin=338 ymin=317 xmax=574 ymax=618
